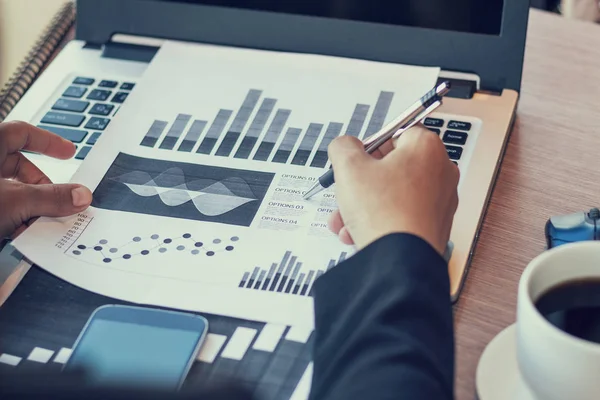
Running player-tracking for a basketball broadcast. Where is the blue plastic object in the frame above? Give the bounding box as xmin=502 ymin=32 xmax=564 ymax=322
xmin=545 ymin=208 xmax=600 ymax=248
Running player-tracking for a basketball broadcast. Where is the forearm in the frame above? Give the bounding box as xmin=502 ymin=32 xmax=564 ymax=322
xmin=310 ymin=233 xmax=454 ymax=400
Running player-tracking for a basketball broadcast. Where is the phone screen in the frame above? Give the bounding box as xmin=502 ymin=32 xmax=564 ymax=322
xmin=65 ymin=307 xmax=206 ymax=390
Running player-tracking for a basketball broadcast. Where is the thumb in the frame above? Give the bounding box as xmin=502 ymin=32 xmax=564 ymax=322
xmin=328 ymin=136 xmax=371 ymax=175
xmin=21 ymin=183 xmax=93 ymax=220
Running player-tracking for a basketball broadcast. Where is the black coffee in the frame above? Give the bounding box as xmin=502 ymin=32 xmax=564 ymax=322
xmin=535 ymin=278 xmax=600 ymax=344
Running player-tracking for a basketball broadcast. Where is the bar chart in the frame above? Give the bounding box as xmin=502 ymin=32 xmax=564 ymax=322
xmin=238 ymin=250 xmax=348 ymax=297
xmin=0 ymin=266 xmax=313 ymax=400
xmin=139 ymin=88 xmax=394 ymax=168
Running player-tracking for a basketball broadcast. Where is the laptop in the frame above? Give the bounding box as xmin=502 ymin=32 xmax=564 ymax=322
xmin=4 ymin=0 xmax=529 ymax=300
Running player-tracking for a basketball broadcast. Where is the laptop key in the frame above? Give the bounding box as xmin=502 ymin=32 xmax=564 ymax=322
xmin=85 ymin=117 xmax=110 ymax=131
xmin=87 ymin=132 xmax=102 ymax=145
xmin=73 ymin=77 xmax=94 ymax=85
xmin=445 ymin=145 xmax=463 ymax=160
xmin=443 ymin=130 xmax=468 ymax=145
xmin=41 ymin=111 xmax=85 ymax=127
xmin=87 ymin=89 xmax=112 ymax=101
xmin=52 ymin=98 xmax=89 ymax=113
xmin=76 ymin=146 xmax=93 ymax=160
xmin=447 ymin=120 xmax=472 ymax=131
xmin=120 ymin=82 xmax=135 ymax=90
xmin=63 ymin=86 xmax=87 ymax=98
xmin=98 ymin=80 xmax=118 ymax=88
xmin=89 ymin=103 xmax=114 ymax=116
xmin=427 ymin=128 xmax=441 ymax=135
xmin=111 ymin=92 xmax=129 ymax=104
xmin=424 ymin=117 xmax=444 ymax=128
xmin=38 ymin=125 xmax=87 ymax=143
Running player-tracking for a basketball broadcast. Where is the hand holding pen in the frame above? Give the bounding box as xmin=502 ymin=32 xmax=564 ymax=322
xmin=303 ymin=81 xmax=451 ymax=199
xmin=325 ymin=123 xmax=459 ymax=254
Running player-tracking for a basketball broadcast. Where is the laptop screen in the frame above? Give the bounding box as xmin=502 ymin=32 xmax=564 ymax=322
xmin=157 ymin=0 xmax=504 ymax=35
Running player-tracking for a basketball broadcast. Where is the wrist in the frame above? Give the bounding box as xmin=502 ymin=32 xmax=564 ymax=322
xmin=354 ymin=220 xmax=445 ymax=256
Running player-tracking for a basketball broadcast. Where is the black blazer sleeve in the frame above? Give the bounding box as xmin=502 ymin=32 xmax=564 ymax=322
xmin=310 ymin=233 xmax=454 ymax=400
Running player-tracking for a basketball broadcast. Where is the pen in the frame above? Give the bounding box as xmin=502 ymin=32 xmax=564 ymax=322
xmin=303 ymin=81 xmax=451 ymax=200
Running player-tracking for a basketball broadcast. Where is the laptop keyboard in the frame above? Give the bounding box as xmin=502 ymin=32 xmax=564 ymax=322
xmin=35 ymin=78 xmax=471 ymax=164
xmin=423 ymin=117 xmax=471 ymax=164
xmin=37 ymin=77 xmax=135 ymax=160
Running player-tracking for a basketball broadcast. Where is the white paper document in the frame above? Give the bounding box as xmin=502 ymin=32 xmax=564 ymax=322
xmin=14 ymin=41 xmax=439 ymax=328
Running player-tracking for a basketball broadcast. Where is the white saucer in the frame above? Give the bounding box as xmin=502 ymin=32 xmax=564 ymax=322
xmin=475 ymin=324 xmax=536 ymax=400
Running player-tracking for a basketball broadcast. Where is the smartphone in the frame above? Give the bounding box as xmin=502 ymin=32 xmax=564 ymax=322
xmin=64 ymin=305 xmax=208 ymax=390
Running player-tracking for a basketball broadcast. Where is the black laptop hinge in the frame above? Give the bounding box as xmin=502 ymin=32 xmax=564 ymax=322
xmin=101 ymin=42 xmax=159 ymax=63
xmin=436 ymin=77 xmax=477 ymax=99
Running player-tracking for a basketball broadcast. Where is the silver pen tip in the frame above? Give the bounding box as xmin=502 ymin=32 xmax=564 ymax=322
xmin=303 ymin=182 xmax=323 ymax=200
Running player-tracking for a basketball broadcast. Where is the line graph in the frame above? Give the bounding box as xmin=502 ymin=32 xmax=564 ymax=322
xmin=111 ymin=169 xmax=257 ymax=216
xmin=93 ymin=153 xmax=274 ymax=226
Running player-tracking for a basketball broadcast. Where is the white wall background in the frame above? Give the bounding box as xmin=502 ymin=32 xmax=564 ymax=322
xmin=0 ymin=0 xmax=67 ymax=86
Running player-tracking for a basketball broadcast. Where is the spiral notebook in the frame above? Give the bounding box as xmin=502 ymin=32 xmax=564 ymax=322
xmin=0 ymin=2 xmax=75 ymax=122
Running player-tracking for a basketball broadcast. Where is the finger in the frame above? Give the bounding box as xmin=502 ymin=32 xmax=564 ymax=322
xmin=0 ymin=121 xmax=76 ymax=160
xmin=1 ymin=152 xmax=52 ymax=184
xmin=393 ymin=123 xmax=432 ymax=147
xmin=338 ymin=226 xmax=355 ymax=246
xmin=9 ymin=216 xmax=37 ymax=240
xmin=450 ymin=160 xmax=460 ymax=184
xmin=369 ymin=138 xmax=396 ymax=160
xmin=368 ymin=124 xmax=429 ymax=160
xmin=328 ymin=210 xmax=344 ymax=235
xmin=387 ymin=124 xmax=444 ymax=163
xmin=328 ymin=136 xmax=371 ymax=174
xmin=11 ymin=225 xmax=27 ymax=239
xmin=18 ymin=183 xmax=93 ymax=221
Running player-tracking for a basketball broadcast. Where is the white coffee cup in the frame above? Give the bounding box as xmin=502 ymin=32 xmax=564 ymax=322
xmin=517 ymin=241 xmax=600 ymax=400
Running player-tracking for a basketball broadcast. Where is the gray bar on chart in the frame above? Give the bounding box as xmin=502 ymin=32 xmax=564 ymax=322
xmin=269 ymin=251 xmax=291 ymax=291
xmin=215 ymin=89 xmax=262 ymax=157
xmin=364 ymin=91 xmax=394 ymax=138
xmin=178 ymin=120 xmax=207 ymax=152
xmin=345 ymin=104 xmax=370 ymax=138
xmin=253 ymin=109 xmax=291 ymax=161
xmin=140 ymin=120 xmax=168 ymax=147
xmin=285 ymin=262 xmax=302 ymax=293
xmin=325 ymin=260 xmax=336 ymax=271
xmin=290 ymin=262 xmax=302 ymax=282
xmin=159 ymin=113 xmax=191 ymax=150
xmin=310 ymin=122 xmax=342 ymax=168
xmin=300 ymin=270 xmax=315 ymax=296
xmin=275 ymin=256 xmax=297 ymax=293
xmin=261 ymin=263 xmax=278 ymax=291
xmin=309 ymin=270 xmax=325 ymax=296
xmin=234 ymin=98 xmax=276 ymax=159
xmin=239 ymin=272 xmax=250 ymax=288
xmin=254 ymin=270 xmax=267 ymax=289
xmin=291 ymin=123 xmax=323 ymax=166
xmin=272 ymin=128 xmax=301 ymax=163
xmin=293 ymin=273 xmax=306 ymax=295
xmin=246 ymin=266 xmax=260 ymax=289
xmin=277 ymin=255 xmax=297 ymax=292
xmin=197 ymin=109 xmax=233 ymax=154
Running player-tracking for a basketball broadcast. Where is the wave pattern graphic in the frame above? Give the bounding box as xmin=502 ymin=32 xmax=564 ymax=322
xmin=111 ymin=168 xmax=257 ymax=216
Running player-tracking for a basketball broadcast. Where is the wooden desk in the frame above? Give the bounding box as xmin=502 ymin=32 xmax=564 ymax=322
xmin=454 ymin=9 xmax=600 ymax=399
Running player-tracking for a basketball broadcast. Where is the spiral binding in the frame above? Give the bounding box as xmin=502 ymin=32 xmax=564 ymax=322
xmin=0 ymin=1 xmax=75 ymax=122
